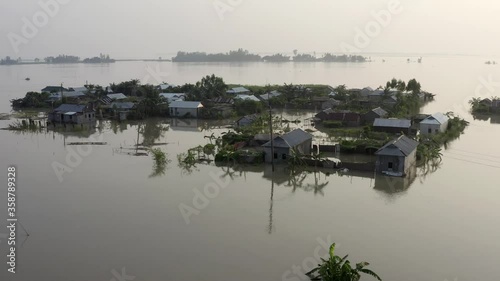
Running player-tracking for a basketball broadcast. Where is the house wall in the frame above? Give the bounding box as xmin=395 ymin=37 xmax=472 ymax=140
xmin=376 ymin=155 xmax=405 ymax=174
xmin=49 ymin=111 xmax=95 ymax=124
xmin=420 ymin=120 xmax=448 ymax=135
xmin=170 ymin=107 xmax=199 ymax=118
xmin=296 ymin=139 xmax=312 ymax=155
xmin=364 ymin=112 xmax=379 ymax=124
xmin=403 ymin=149 xmax=417 ymax=175
xmin=264 ymin=147 xmax=290 ymax=163
xmin=263 ymin=139 xmax=312 ymax=163
xmin=376 ymin=150 xmax=417 ymax=175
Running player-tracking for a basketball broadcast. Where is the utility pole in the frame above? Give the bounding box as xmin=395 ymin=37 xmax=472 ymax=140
xmin=268 ymin=90 xmax=275 ymax=172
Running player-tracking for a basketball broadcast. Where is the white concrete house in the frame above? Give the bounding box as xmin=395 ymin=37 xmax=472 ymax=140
xmin=420 ymin=113 xmax=449 ymax=135
xmin=169 ymin=101 xmax=203 ymax=118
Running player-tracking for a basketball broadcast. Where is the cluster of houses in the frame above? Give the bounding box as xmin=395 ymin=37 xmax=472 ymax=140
xmin=231 ymin=125 xmax=421 ymax=178
xmin=314 ymin=106 xmax=450 ymax=136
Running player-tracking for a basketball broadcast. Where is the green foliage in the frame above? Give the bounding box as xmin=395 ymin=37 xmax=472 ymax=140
xmin=172 ymin=49 xmax=261 ymax=62
xmin=340 ymin=139 xmax=386 ymax=154
xmin=323 ymin=121 xmax=344 ymax=128
xmin=10 ymin=92 xmax=51 ymax=108
xmin=406 ymin=79 xmax=421 ymax=93
xmin=149 ymin=148 xmax=170 ymax=178
xmin=185 ymin=74 xmax=227 ymax=101
xmin=235 ymin=99 xmax=263 ymax=116
xmin=306 ymin=243 xmax=382 ymax=281
xmin=110 ymin=79 xmax=141 ymax=96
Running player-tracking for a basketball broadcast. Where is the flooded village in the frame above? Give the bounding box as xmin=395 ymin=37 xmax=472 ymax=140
xmin=6 ymin=76 xmax=468 ymax=192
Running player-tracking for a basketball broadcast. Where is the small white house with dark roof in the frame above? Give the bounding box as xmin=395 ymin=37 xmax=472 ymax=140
xmin=169 ymin=101 xmax=203 ymax=118
xmin=375 ymin=135 xmax=419 ymax=176
xmin=420 ymin=112 xmax=449 ymax=135
xmin=262 ymin=128 xmax=313 ymax=163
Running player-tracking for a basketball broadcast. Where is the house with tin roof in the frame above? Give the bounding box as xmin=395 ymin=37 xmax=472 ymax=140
xmin=375 ymin=135 xmax=419 ymax=176
xmin=169 ymin=101 xmax=203 ymax=118
xmin=262 ymin=129 xmax=313 ymax=163
xmin=420 ymin=112 xmax=449 ymax=135
xmin=373 ymin=118 xmax=411 ymax=134
xmin=48 ymin=104 xmax=95 ymax=124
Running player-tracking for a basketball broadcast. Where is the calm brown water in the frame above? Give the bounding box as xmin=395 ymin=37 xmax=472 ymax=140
xmin=1 ymin=56 xmax=500 ymax=281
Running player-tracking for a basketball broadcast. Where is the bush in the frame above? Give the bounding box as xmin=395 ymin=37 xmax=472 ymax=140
xmin=323 ymin=120 xmax=344 ymax=128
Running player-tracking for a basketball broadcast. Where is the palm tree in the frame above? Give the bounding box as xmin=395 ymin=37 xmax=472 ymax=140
xmin=306 ymin=243 xmax=382 ymax=281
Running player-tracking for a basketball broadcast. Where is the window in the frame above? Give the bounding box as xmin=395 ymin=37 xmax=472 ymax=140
xmin=435 ymin=129 xmax=439 ymax=133
xmin=274 ymin=153 xmax=278 ymax=159
xmin=388 ymin=162 xmax=393 ymax=170
xmin=428 ymin=128 xmax=432 ymax=133
xmin=282 ymin=154 xmax=287 ymax=160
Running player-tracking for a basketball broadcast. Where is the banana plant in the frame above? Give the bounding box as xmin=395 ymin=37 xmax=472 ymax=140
xmin=306 ymin=243 xmax=382 ymax=281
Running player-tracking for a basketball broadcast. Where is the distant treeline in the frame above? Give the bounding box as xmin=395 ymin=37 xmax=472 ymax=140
xmin=0 ymin=54 xmax=115 ymax=65
xmin=172 ymin=49 xmax=367 ymax=63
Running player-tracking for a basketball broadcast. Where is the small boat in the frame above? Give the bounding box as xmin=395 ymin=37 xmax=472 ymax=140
xmin=25 ymin=78 xmax=30 ymax=81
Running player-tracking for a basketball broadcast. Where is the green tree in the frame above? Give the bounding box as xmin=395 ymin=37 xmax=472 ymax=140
xmin=194 ymin=74 xmax=228 ymax=100
xmin=406 ymin=79 xmax=421 ymax=94
xmin=306 ymin=243 xmax=382 ymax=281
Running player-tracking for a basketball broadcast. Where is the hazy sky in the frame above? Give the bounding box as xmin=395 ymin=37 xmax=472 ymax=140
xmin=1 ymin=0 xmax=500 ymax=59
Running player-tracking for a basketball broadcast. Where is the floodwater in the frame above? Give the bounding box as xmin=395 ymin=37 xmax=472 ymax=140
xmin=1 ymin=56 xmax=500 ymax=281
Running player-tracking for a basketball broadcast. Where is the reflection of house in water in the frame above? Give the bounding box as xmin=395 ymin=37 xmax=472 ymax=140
xmin=169 ymin=118 xmax=201 ymax=132
xmin=374 ymin=165 xmax=417 ymax=194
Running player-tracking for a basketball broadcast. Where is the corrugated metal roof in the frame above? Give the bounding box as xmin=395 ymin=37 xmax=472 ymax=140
xmin=235 ymin=94 xmax=260 ymax=102
xmin=160 ymin=93 xmax=186 ymax=102
xmin=169 ymin=101 xmax=203 ymax=109
xmin=107 ymin=93 xmax=127 ymax=100
xmin=371 ymin=107 xmax=388 ymax=117
xmin=110 ymin=102 xmax=135 ymax=110
xmin=259 ymin=90 xmax=282 ymax=101
xmin=373 ymin=118 xmax=411 ymax=128
xmin=375 ymin=135 xmax=419 ymax=157
xmin=227 ymin=87 xmax=250 ymax=94
xmin=420 ymin=112 xmax=449 ymax=125
xmin=263 ymin=129 xmax=312 ymax=148
xmin=54 ymin=104 xmax=87 ymax=113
